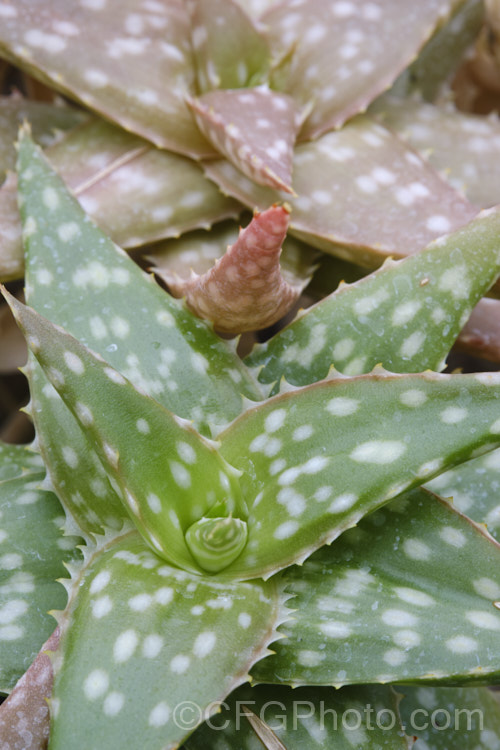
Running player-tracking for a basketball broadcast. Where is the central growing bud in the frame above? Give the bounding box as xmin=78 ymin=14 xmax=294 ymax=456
xmin=185 ymin=515 xmax=248 ymax=573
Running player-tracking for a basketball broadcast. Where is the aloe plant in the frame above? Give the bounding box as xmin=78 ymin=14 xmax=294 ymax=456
xmin=1 ymin=1 xmax=500 ymax=748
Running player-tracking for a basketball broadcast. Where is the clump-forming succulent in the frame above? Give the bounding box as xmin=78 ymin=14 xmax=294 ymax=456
xmin=1 ymin=1 xmax=500 ymax=748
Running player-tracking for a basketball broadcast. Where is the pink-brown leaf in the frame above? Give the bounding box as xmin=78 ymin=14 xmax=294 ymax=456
xmin=189 ymin=87 xmax=301 ymax=193
xmin=165 ymin=205 xmax=301 ymax=333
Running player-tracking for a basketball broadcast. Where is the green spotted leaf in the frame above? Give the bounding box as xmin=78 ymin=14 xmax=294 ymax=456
xmin=0 ymin=0 xmax=213 ymax=158
xmin=0 ymin=94 xmax=85 ymax=181
xmin=398 ymin=685 xmax=500 ymax=749
xmin=253 ymin=490 xmax=500 ymax=687
xmin=50 ymin=533 xmax=281 ymax=750
xmin=16 ymin=131 xmax=261 ymax=535
xmin=0 ymin=472 xmax=81 ymax=692
xmin=19 ymin=131 xmax=260 ymax=433
xmin=388 ymin=0 xmax=484 ymax=101
xmin=185 ymin=683 xmax=409 ymax=749
xmin=218 ymin=369 xmax=500 ymax=579
xmin=0 ymin=440 xmax=43 ymax=482
xmin=427 ymin=446 xmax=500 ymax=542
xmin=204 ymin=116 xmax=477 ymax=266
xmin=246 ymin=207 xmax=500 ymax=388
xmin=1 ymin=117 xmax=241 ymax=282
xmin=188 ymin=0 xmax=270 ymax=91
xmin=5 ymin=293 xmax=246 ymax=575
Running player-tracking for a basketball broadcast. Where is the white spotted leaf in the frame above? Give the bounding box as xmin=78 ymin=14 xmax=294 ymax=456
xmin=262 ymin=0 xmax=464 ymax=139
xmin=426 ymin=446 xmax=500 ymax=542
xmin=18 ymin=131 xmax=261 ymax=435
xmin=204 ymin=116 xmax=477 ymax=266
xmin=375 ymin=96 xmax=500 ymax=209
xmin=4 ymin=292 xmax=247 ymax=575
xmin=398 ymin=685 xmax=500 ymax=749
xmin=388 ymin=0 xmax=485 ymax=102
xmin=0 ymin=0 xmax=213 ymax=158
xmin=0 ymin=472 xmax=81 ymax=692
xmin=0 ymin=440 xmax=44 ymax=482
xmin=50 ymin=533 xmax=281 ymax=750
xmin=16 ymin=131 xmax=261 ymax=535
xmin=190 ymin=88 xmax=301 ymax=193
xmin=246 ymin=207 xmax=500 ymax=387
xmin=253 ymin=489 xmax=500 ymax=686
xmin=1 ymin=117 xmax=241 ymax=283
xmin=188 ymin=0 xmax=270 ymax=91
xmin=185 ymin=683 xmax=409 ymax=749
xmin=45 ymin=118 xmax=240 ymax=250
xmin=0 ymin=94 xmax=85 ymax=180
xmin=218 ymin=370 xmax=500 ymax=579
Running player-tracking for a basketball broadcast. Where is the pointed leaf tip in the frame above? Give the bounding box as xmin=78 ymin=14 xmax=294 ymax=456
xmin=166 ymin=205 xmax=300 ymax=333
xmin=189 ymin=87 xmax=300 ymax=193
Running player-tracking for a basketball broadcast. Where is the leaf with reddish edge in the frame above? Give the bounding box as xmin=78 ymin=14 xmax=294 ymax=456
xmin=216 ymin=368 xmax=500 ymax=580
xmin=145 ymin=217 xmax=318 ymax=296
xmin=0 ymin=628 xmax=58 ymax=750
xmin=190 ymin=87 xmax=301 ymax=193
xmin=49 ymin=533 xmax=283 ymax=750
xmin=3 ymin=291 xmax=248 ymax=575
xmin=0 ymin=0 xmax=213 ymax=159
xmin=262 ymin=0 xmax=464 ymax=140
xmin=374 ymin=96 xmax=500 ymax=208
xmin=253 ymin=489 xmax=500 ymax=687
xmin=426 ymin=445 xmax=500 ymax=542
xmin=204 ymin=116 xmax=478 ymax=267
xmin=0 ymin=94 xmax=86 ymax=181
xmin=165 ymin=206 xmax=305 ymax=334
xmin=455 ymin=298 xmax=500 ymax=365
xmin=188 ymin=0 xmax=271 ymax=91
xmin=246 ymin=207 xmax=500 ymax=387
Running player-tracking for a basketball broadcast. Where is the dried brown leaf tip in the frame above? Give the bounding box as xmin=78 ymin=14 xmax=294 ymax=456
xmin=165 ymin=205 xmax=300 ymax=334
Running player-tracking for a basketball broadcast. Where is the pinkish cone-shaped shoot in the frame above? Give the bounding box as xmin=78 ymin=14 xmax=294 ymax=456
xmin=165 ymin=205 xmax=300 ymax=333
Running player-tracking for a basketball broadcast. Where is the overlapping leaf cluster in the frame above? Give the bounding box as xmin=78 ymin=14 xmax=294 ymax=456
xmin=0 ymin=1 xmax=500 ymax=748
